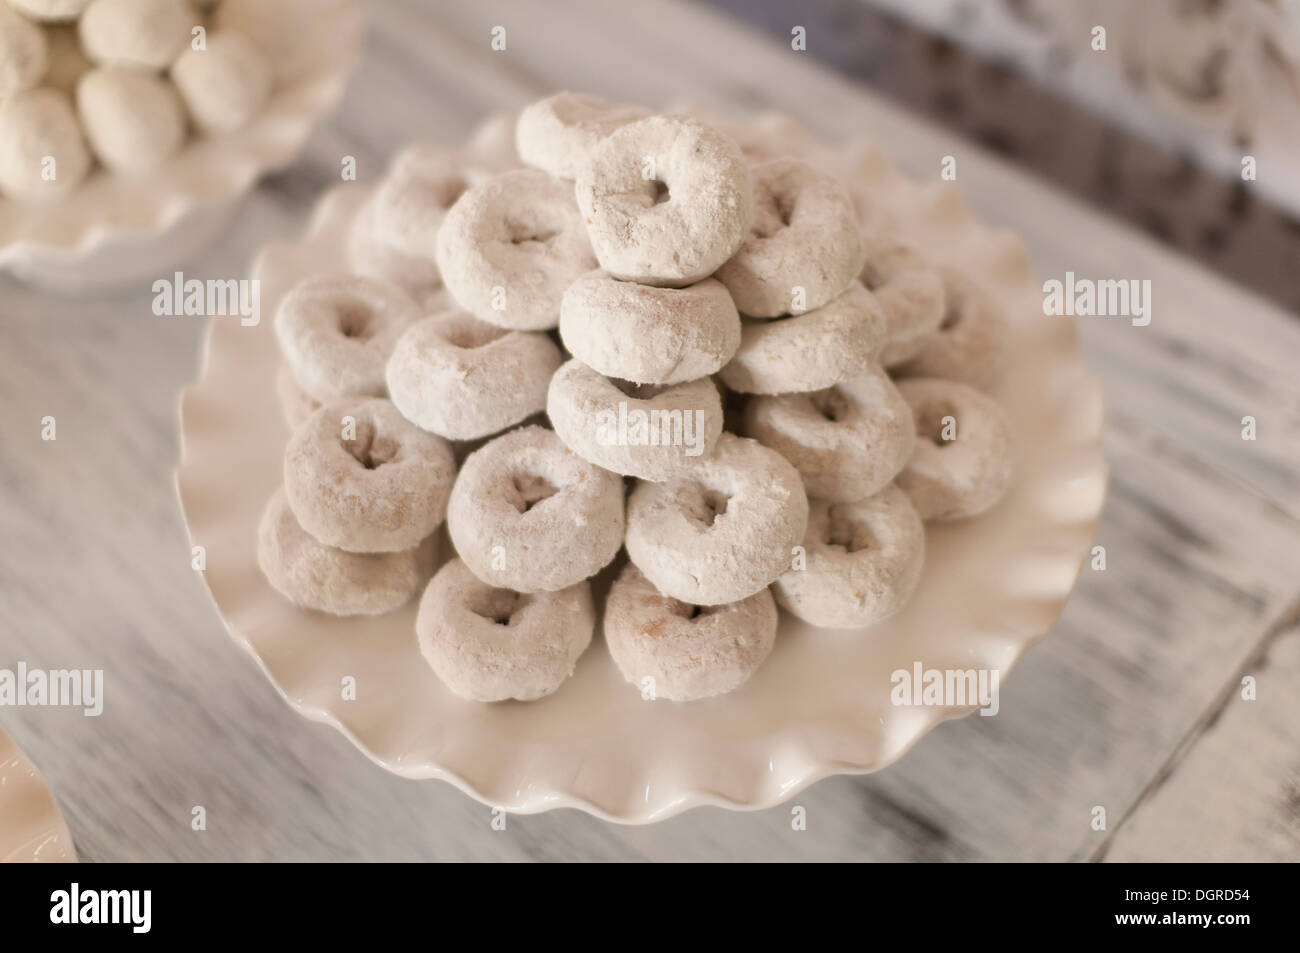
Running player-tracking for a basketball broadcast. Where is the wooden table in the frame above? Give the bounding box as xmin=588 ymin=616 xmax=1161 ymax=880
xmin=2 ymin=0 xmax=1298 ymax=861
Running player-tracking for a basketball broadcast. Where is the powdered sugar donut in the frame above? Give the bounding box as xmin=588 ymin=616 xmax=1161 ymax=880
xmin=78 ymin=0 xmax=194 ymax=70
xmin=516 ymin=91 xmax=649 ymax=179
xmin=76 ymin=68 xmax=186 ymax=175
xmin=346 ymin=196 xmax=442 ymax=307
xmin=7 ymin=0 xmax=92 ymax=21
xmin=717 ymin=282 xmax=886 ymax=395
xmin=893 ymin=270 xmax=1008 ymax=390
xmin=546 ymin=359 xmax=723 ymax=481
xmin=604 ymin=563 xmax=777 ymax=701
xmin=715 ymin=158 xmax=863 ymax=318
xmin=0 ymin=6 xmax=47 ymax=99
xmin=416 ymin=558 xmax=595 ymax=702
xmin=275 ymin=274 xmax=420 ymax=402
xmin=276 ymin=363 xmax=321 ymax=431
xmin=257 ymin=488 xmax=436 ymax=616
xmin=859 ymin=234 xmax=946 ymax=367
xmin=284 ymin=397 xmax=456 ymax=553
xmin=575 ymin=115 xmax=753 ymax=286
xmin=894 ymin=378 xmax=1014 ymax=521
xmin=386 ymin=309 xmax=562 ymax=440
xmin=170 ymin=29 xmax=272 ymax=134
xmin=772 ymin=485 xmax=925 ymax=628
xmin=371 ymin=145 xmax=490 ymax=261
xmin=744 ymin=364 xmax=914 ymax=502
xmin=559 ymin=270 xmax=740 ymax=385
xmin=625 ymin=432 xmax=808 ymax=605
xmin=436 ymin=168 xmax=596 ymax=330
xmin=0 ymin=88 xmax=90 ymax=201
xmin=447 ymin=425 xmax=624 ymax=593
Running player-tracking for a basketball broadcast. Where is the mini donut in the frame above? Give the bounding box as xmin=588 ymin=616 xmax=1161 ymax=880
xmin=386 ymin=309 xmax=562 ymax=441
xmin=893 ymin=270 xmax=1008 ymax=390
xmin=416 ymin=558 xmax=595 ymax=702
xmin=274 ymin=274 xmax=420 ymax=403
xmin=772 ymin=485 xmax=925 ymax=629
xmin=466 ymin=111 xmax=520 ymax=170
xmin=894 ymin=377 xmax=1014 ymax=521
xmin=714 ymin=158 xmax=863 ymax=318
xmin=170 ymin=28 xmax=272 ymax=134
xmin=257 ymin=488 xmax=436 ymax=616
xmin=0 ymin=88 xmax=91 ymax=201
xmin=575 ymin=115 xmax=753 ymax=286
xmin=743 ymin=364 xmax=914 ymax=502
xmin=76 ymin=68 xmax=186 ymax=175
xmin=0 ymin=6 xmax=47 ymax=99
xmin=446 ymin=425 xmax=625 ymax=593
xmin=559 ymin=270 xmax=740 ymax=385
xmin=283 ymin=397 xmax=456 ymax=553
xmin=603 ymin=563 xmax=777 ymax=701
xmin=78 ymin=0 xmax=194 ymax=71
xmin=546 ymin=359 xmax=723 ymax=482
xmin=435 ymin=168 xmax=596 ymax=331
xmin=346 ymin=195 xmax=442 ymax=307
xmin=42 ymin=25 xmax=91 ymax=95
xmin=624 ymin=432 xmax=809 ymax=605
xmin=276 ymin=363 xmax=320 ymax=431
xmin=516 ymin=91 xmax=650 ymax=180
xmin=370 ymin=145 xmax=490 ymax=261
xmin=858 ymin=234 xmax=946 ymax=368
xmin=6 ymin=0 xmax=92 ymax=22
xmin=717 ymin=282 xmax=886 ymax=395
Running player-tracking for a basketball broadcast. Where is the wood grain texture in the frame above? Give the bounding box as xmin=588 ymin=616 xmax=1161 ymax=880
xmin=0 ymin=0 xmax=1297 ymax=861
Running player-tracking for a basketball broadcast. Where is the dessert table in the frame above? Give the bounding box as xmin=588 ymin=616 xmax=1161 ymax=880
xmin=1 ymin=0 xmax=1297 ymax=861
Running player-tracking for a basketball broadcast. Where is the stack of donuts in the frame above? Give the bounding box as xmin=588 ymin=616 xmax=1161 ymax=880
xmin=262 ymin=92 xmax=1015 ymax=705
xmin=0 ymin=0 xmax=284 ymax=202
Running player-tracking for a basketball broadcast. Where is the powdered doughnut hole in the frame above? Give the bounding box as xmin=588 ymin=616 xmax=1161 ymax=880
xmin=559 ymin=270 xmax=740 ymax=385
xmin=275 ymin=274 xmax=420 ymax=402
xmin=772 ymin=485 xmax=925 ymax=629
xmin=257 ymin=488 xmax=437 ymax=617
xmin=8 ymin=0 xmax=92 ymax=22
xmin=717 ymin=282 xmax=886 ymax=395
xmin=170 ymin=29 xmax=272 ymax=134
xmin=346 ymin=196 xmax=442 ymax=306
xmin=0 ymin=88 xmax=91 ymax=201
xmin=76 ymin=67 xmax=186 ymax=175
xmin=575 ymin=115 xmax=753 ymax=286
xmin=894 ymin=377 xmax=1014 ymax=521
xmin=436 ymin=168 xmax=596 ymax=330
xmin=416 ymin=558 xmax=595 ymax=702
xmin=516 ymin=91 xmax=649 ymax=180
xmin=893 ymin=270 xmax=1008 ymax=390
xmin=276 ymin=363 xmax=321 ymax=431
xmin=447 ymin=425 xmax=625 ymax=593
xmin=283 ymin=397 xmax=456 ymax=553
xmin=715 ymin=158 xmax=863 ymax=318
xmin=744 ymin=364 xmax=914 ymax=502
xmin=78 ymin=0 xmax=194 ymax=70
xmin=859 ymin=235 xmax=946 ymax=368
xmin=624 ymin=432 xmax=809 ymax=605
xmin=546 ymin=359 xmax=723 ymax=481
xmin=370 ymin=145 xmax=489 ymax=261
xmin=603 ymin=563 xmax=777 ymax=701
xmin=386 ymin=309 xmax=563 ymax=441
xmin=0 ymin=5 xmax=47 ymax=99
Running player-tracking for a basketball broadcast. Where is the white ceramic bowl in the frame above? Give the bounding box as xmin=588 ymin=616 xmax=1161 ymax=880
xmin=0 ymin=0 xmax=362 ymax=295
xmin=176 ymin=137 xmax=1106 ymax=823
xmin=0 ymin=724 xmax=76 ymax=862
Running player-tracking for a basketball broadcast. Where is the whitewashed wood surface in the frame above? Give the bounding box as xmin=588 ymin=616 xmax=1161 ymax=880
xmin=1 ymin=0 xmax=1298 ymax=861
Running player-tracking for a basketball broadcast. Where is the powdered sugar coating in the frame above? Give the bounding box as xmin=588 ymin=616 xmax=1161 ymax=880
xmin=516 ymin=91 xmax=649 ymax=180
xmin=859 ymin=234 xmax=946 ymax=368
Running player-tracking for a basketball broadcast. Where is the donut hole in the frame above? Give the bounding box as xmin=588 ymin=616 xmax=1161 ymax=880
xmin=823 ymin=506 xmax=878 ymax=553
xmin=505 ymin=214 xmax=559 ymax=246
xmin=915 ymin=400 xmax=960 ymax=447
xmin=650 ymin=180 xmax=670 ymax=205
xmin=668 ymin=600 xmax=716 ymax=621
xmin=336 ymin=302 xmax=375 ymax=340
xmin=859 ymin=263 xmax=884 ymax=292
xmin=508 ymin=471 xmax=559 ymax=513
xmin=342 ymin=421 xmax=401 ymax=470
xmin=939 ymin=300 xmax=963 ymax=331
xmin=441 ymin=317 xmax=506 ymax=350
xmin=682 ymin=482 xmax=731 ymax=528
xmin=751 ymin=187 xmax=796 ymax=239
xmin=612 ymin=378 xmax=668 ymax=400
xmin=808 ymin=387 xmax=853 ymax=423
xmin=467 ymin=587 xmax=529 ymax=626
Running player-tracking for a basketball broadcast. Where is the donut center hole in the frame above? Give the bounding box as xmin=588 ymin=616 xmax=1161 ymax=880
xmin=859 ymin=263 xmax=883 ymax=292
xmin=823 ymin=507 xmax=877 ymax=553
xmin=612 ymin=378 xmax=668 ymax=400
xmin=809 ymin=387 xmax=852 ymax=423
xmin=650 ymin=180 xmax=670 ymax=205
xmin=940 ymin=302 xmax=963 ymax=331
xmin=509 ymin=472 xmax=559 ymax=513
xmin=343 ymin=422 xmax=399 ymax=469
xmin=337 ymin=304 xmax=375 ymax=340
xmin=751 ymin=189 xmax=796 ymax=239
xmin=916 ymin=400 xmax=959 ymax=446
xmin=469 ymin=589 xmax=527 ymax=626
xmin=683 ymin=484 xmax=730 ymax=528
xmin=442 ymin=319 xmax=506 ymax=349
xmin=669 ymin=601 xmax=715 ymax=621
xmin=506 ymin=216 xmax=559 ymax=245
